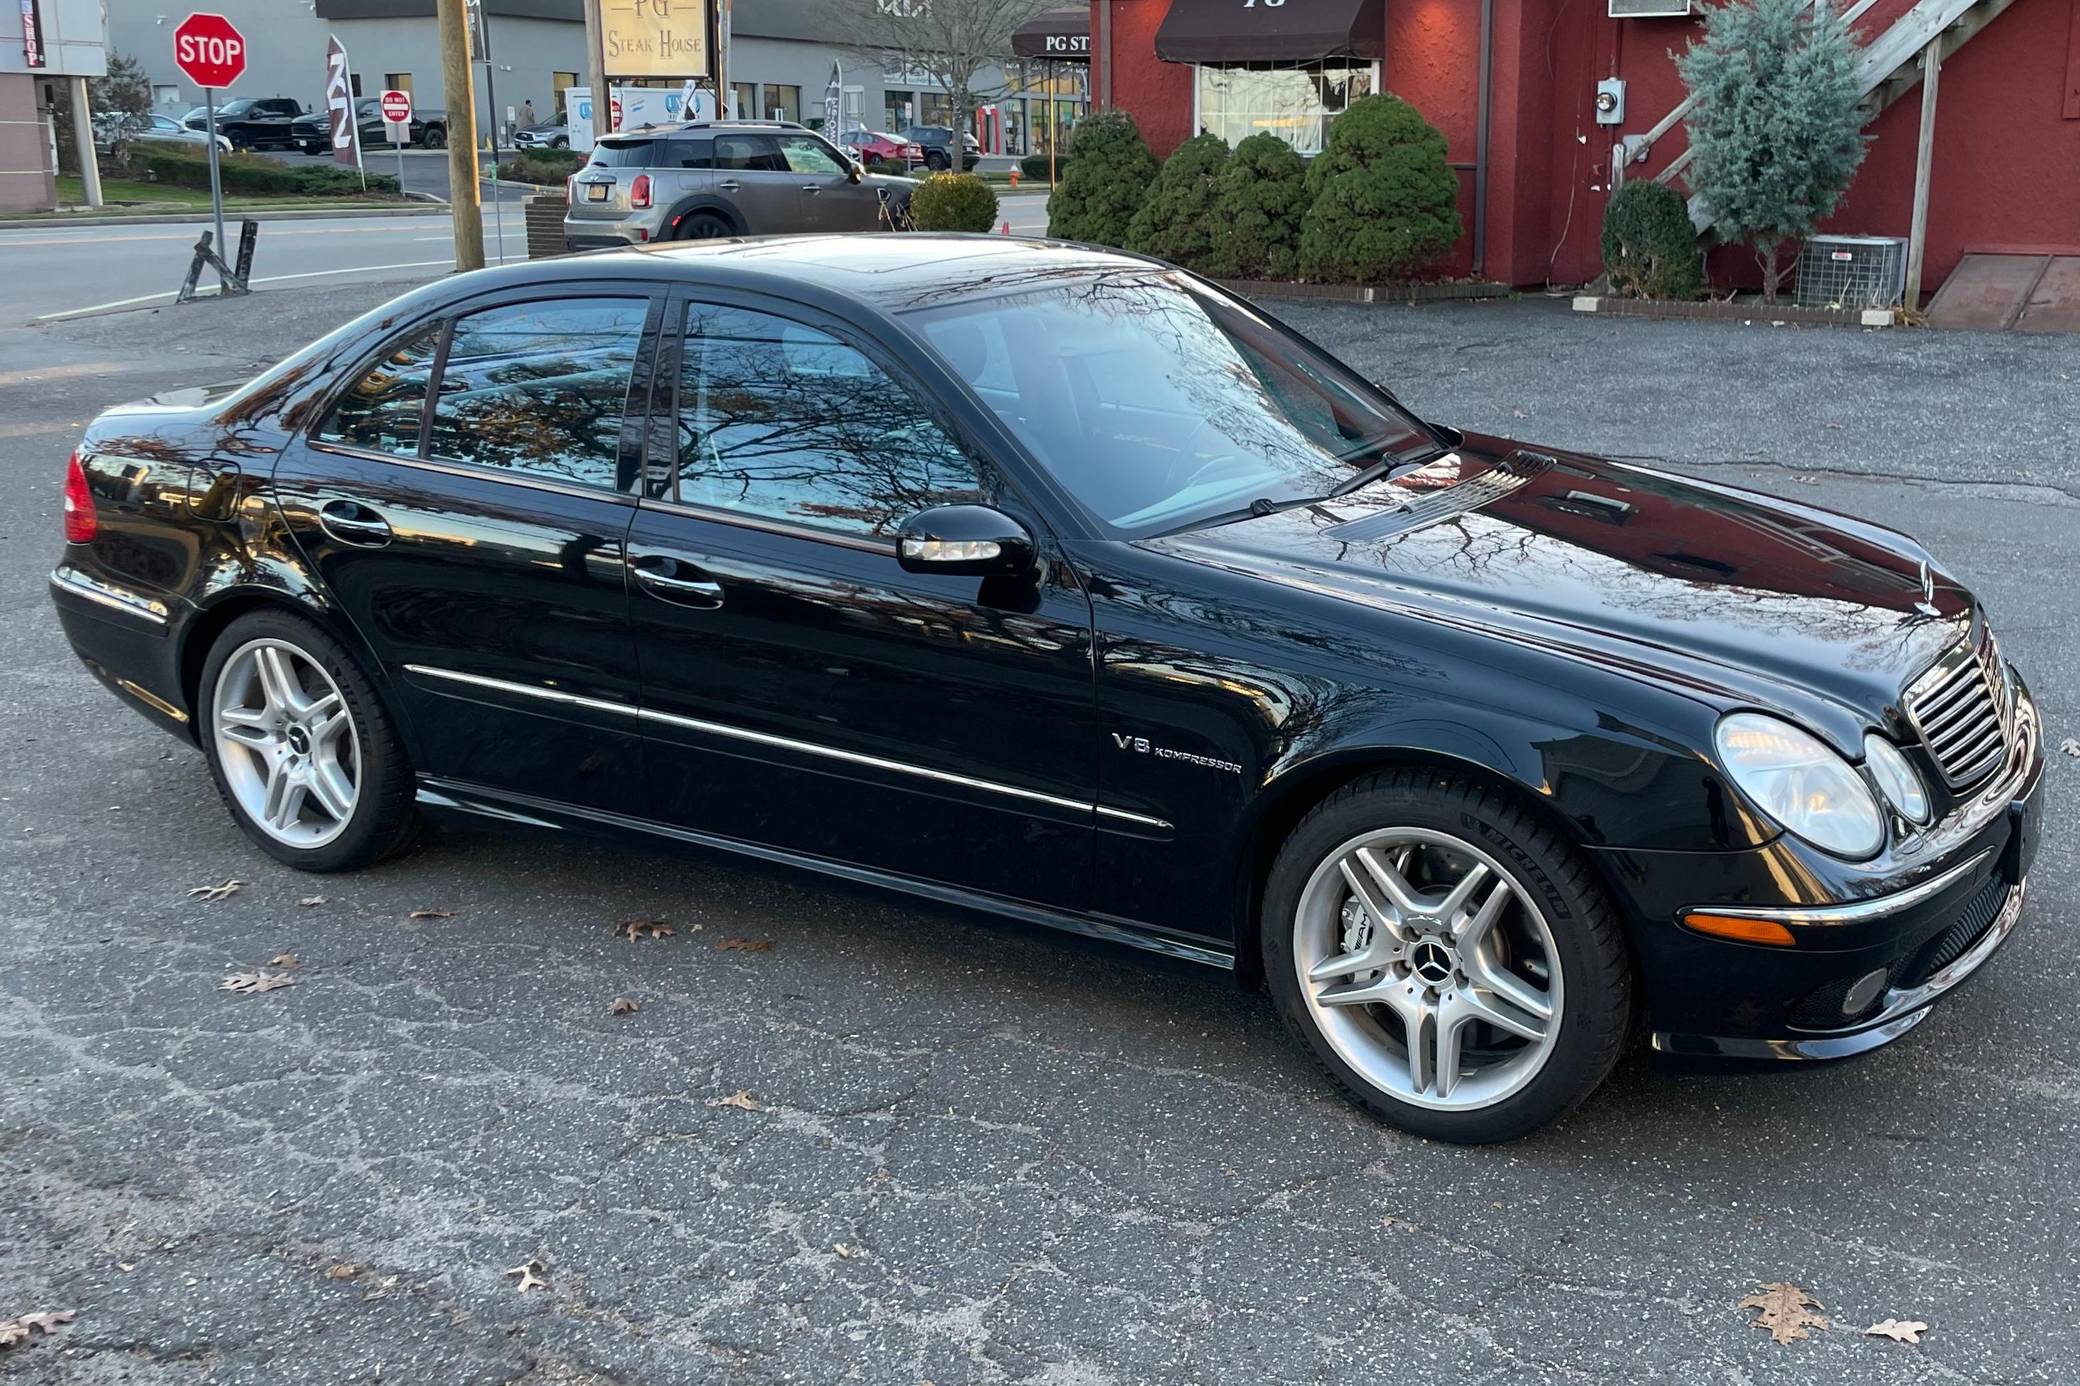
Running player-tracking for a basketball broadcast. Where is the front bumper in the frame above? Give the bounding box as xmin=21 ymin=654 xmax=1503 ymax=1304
xmin=1592 ymin=683 xmax=2044 ymax=1061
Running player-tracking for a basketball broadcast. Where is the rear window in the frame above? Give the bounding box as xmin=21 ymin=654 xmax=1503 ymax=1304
xmin=588 ymin=139 xmax=660 ymax=168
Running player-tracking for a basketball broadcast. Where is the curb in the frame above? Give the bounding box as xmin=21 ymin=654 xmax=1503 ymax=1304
xmin=1571 ymin=294 xmax=1894 ymax=328
xmin=0 ymin=203 xmax=448 ymax=230
xmin=1218 ymin=278 xmax=1513 ymax=304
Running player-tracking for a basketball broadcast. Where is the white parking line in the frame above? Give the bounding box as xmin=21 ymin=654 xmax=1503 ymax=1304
xmin=34 ymin=258 xmax=462 ymax=323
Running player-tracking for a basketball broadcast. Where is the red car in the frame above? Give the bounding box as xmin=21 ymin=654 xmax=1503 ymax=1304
xmin=838 ymin=129 xmax=922 ymax=167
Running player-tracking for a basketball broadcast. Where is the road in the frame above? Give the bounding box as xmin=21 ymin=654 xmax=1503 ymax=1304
xmin=1 ymin=282 xmax=2073 ymax=1384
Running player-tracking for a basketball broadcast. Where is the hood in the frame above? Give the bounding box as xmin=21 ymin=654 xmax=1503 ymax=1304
xmin=1148 ymin=438 xmax=1969 ymax=735
xmin=867 ymin=172 xmax=920 ymax=190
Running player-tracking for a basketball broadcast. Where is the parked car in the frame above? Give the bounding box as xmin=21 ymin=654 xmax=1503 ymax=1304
xmin=898 ymin=125 xmax=982 ymax=170
xmin=512 ymin=121 xmax=569 ymax=150
xmin=95 ymin=111 xmax=231 ymax=156
xmin=48 ymin=236 xmax=2043 ymax=1144
xmin=183 ymin=96 xmax=309 ymax=151
xmin=563 ymin=119 xmax=914 ymax=249
xmin=837 ymin=128 xmax=920 ymax=167
xmin=291 ymin=98 xmax=449 ymax=154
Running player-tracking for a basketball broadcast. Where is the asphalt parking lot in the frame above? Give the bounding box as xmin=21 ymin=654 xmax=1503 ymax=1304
xmin=2 ymin=284 xmax=2075 ymax=1384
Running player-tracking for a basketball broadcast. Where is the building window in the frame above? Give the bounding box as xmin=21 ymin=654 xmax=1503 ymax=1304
xmin=1195 ymin=61 xmax=1377 ymax=155
xmin=730 ymin=82 xmax=757 ymax=120
xmin=384 ymin=72 xmax=413 ymax=97
xmin=763 ymin=84 xmax=801 ymax=122
xmin=884 ymin=90 xmax=915 ymax=130
xmin=153 ymin=84 xmax=180 ymax=109
xmin=918 ymin=92 xmax=954 ymax=129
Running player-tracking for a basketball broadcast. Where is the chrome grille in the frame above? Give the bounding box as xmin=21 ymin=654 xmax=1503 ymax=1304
xmin=1904 ymin=630 xmax=2011 ymax=789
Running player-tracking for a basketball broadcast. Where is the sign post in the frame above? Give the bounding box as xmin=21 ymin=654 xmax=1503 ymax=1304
xmin=381 ymin=88 xmax=412 ymax=194
xmin=173 ymin=13 xmax=247 ymax=292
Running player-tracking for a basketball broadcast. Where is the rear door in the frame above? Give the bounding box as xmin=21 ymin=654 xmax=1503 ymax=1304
xmin=271 ymin=284 xmax=663 ymax=814
xmin=712 ymin=133 xmax=801 ymax=232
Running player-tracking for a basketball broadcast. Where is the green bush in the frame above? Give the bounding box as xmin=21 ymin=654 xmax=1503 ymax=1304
xmin=130 ymin=145 xmax=398 ymax=197
xmin=1204 ymin=132 xmax=1309 ymax=280
xmin=1298 ymin=95 xmax=1461 ymax=283
xmin=866 ymin=159 xmax=910 ymax=177
xmin=1019 ymin=152 xmax=1069 ymax=182
xmin=498 ymin=149 xmax=583 ymax=184
xmin=908 ymin=172 xmax=999 ymax=233
xmin=1600 ymin=181 xmax=1702 ymax=299
xmin=1046 ymin=110 xmax=1157 ymax=246
xmin=1125 ymin=134 xmax=1229 ymax=270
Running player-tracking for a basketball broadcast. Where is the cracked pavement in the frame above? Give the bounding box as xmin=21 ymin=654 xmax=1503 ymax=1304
xmin=2 ymin=288 xmax=2076 ymax=1384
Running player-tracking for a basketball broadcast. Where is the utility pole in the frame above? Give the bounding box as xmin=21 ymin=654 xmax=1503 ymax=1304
xmin=716 ymin=0 xmax=732 ymax=115
xmin=583 ymin=0 xmax=610 ymax=145
xmin=436 ymin=0 xmax=485 ymax=271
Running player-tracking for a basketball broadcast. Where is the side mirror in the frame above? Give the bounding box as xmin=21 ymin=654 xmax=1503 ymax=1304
xmin=847 ymin=160 xmax=866 ymax=184
xmin=897 ymin=505 xmax=1034 ymax=579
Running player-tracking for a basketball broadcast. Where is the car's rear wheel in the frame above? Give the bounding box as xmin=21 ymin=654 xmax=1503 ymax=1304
xmin=677 ymin=211 xmax=732 ymax=240
xmin=924 ymin=150 xmax=948 ymax=171
xmin=199 ymin=610 xmax=417 ymax=873
xmin=1263 ymin=770 xmax=1631 ymax=1143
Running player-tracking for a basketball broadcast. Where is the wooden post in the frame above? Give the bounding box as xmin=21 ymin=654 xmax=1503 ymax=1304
xmin=1903 ymin=37 xmax=1941 ymax=311
xmin=437 ymin=0 xmax=485 ymax=271
xmin=583 ymin=0 xmax=612 ymax=136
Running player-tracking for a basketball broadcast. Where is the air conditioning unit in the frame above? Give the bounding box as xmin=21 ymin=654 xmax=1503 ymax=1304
xmin=1609 ymin=0 xmax=1693 ymax=16
xmin=1795 ymin=235 xmax=1908 ymax=309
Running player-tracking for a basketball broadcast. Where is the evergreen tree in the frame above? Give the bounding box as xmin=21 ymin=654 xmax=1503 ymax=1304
xmin=1126 ymin=134 xmax=1229 ymax=270
xmin=1298 ymin=95 xmax=1461 ymax=283
xmin=1204 ymin=133 xmax=1309 ymax=281
xmin=1601 ymin=181 xmax=1704 ymax=299
xmin=1677 ymin=0 xmax=1867 ymax=304
xmin=1046 ymin=110 xmax=1158 ymax=247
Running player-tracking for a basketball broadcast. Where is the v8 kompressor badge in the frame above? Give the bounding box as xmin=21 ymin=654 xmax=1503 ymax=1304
xmin=1111 ymin=732 xmax=1243 ymax=776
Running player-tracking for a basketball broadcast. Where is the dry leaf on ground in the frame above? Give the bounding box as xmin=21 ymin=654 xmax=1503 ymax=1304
xmin=188 ymin=878 xmax=245 ymax=902
xmin=0 ymin=1309 xmax=77 ymax=1348
xmin=408 ymin=908 xmax=455 ymax=920
xmin=833 ymin=1243 xmax=859 ymax=1259
xmin=717 ymin=937 xmax=772 ymax=952
xmin=608 ymin=997 xmax=639 ymax=1016
xmin=1739 ymin=1283 xmax=1829 ymax=1344
xmin=615 ymin=918 xmax=674 ymax=942
xmin=326 ymin=1263 xmax=358 ymax=1280
xmin=706 ymin=1089 xmax=763 ymax=1112
xmin=220 ymin=970 xmax=297 ymax=995
xmin=1865 ymin=1319 xmax=1928 ymax=1345
xmin=268 ymin=953 xmax=301 ymax=969
xmin=504 ymin=1259 xmax=548 ymax=1293
xmin=2058 ymin=737 xmax=2079 ymax=759
xmin=299 ymin=895 xmax=327 ymax=907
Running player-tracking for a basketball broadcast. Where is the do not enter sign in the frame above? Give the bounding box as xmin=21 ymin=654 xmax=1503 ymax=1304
xmin=381 ymin=90 xmax=413 ymax=125
xmin=173 ymin=12 xmax=247 ymax=90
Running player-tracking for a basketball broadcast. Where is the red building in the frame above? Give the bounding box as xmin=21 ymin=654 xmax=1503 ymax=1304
xmin=1088 ymin=0 xmax=2080 ymax=292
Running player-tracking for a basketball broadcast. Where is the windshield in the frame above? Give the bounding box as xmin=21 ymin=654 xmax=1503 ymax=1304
xmin=216 ymin=99 xmax=257 ymax=117
xmin=909 ymin=273 xmax=1436 ymax=538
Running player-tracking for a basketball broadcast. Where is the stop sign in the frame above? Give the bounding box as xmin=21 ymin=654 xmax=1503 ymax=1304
xmin=380 ymin=90 xmax=412 ymax=124
xmin=173 ymin=13 xmax=247 ymax=90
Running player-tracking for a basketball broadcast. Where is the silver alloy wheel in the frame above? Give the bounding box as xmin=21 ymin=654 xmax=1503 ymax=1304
xmin=1295 ymin=827 xmax=1563 ymax=1111
xmin=211 ymin=638 xmax=360 ymax=849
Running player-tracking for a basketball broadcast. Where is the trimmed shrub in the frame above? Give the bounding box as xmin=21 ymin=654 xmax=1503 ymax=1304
xmin=1204 ymin=132 xmax=1308 ymax=281
xmin=498 ymin=149 xmax=584 ymax=184
xmin=1046 ymin=110 xmax=1157 ymax=246
xmin=908 ymin=172 xmax=999 ymax=232
xmin=130 ymin=145 xmax=398 ymax=197
xmin=1019 ymin=152 xmax=1070 ymax=182
xmin=1600 ymin=181 xmax=1702 ymax=299
xmin=1125 ymin=134 xmax=1229 ymax=270
xmin=1298 ymin=95 xmax=1461 ymax=283
xmin=866 ymin=159 xmax=910 ymax=177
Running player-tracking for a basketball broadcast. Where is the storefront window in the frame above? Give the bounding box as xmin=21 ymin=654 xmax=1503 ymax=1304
xmin=884 ymin=90 xmax=915 ymax=130
xmin=918 ymin=92 xmax=955 ymax=129
xmin=764 ymin=84 xmax=802 ymax=122
xmin=1196 ymin=61 xmax=1376 ymax=155
xmin=730 ymin=82 xmax=757 ymax=120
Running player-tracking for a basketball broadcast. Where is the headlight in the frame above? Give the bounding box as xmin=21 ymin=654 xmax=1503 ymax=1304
xmin=1862 ymin=734 xmax=1930 ymax=825
xmin=1714 ymin=713 xmax=1884 ymax=858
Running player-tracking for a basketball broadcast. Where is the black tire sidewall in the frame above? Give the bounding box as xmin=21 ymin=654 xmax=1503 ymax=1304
xmin=196 ymin=610 xmax=414 ymax=873
xmin=679 ymin=212 xmax=730 ymax=240
xmin=1262 ymin=775 xmax=1630 ymax=1143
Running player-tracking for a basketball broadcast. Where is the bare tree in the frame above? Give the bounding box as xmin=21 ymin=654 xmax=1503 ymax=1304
xmin=835 ymin=0 xmax=1056 ymax=173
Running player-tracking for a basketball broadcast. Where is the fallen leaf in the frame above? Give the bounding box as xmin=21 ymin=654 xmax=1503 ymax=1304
xmin=833 ymin=1243 xmax=858 ymax=1259
xmin=220 ymin=970 xmax=297 ymax=995
xmin=504 ymin=1259 xmax=547 ymax=1293
xmin=0 ymin=1309 xmax=76 ymax=1348
xmin=1739 ymin=1282 xmax=1829 ymax=1345
xmin=188 ymin=878 xmax=245 ymax=902
xmin=615 ymin=918 xmax=674 ymax=942
xmin=717 ymin=937 xmax=771 ymax=952
xmin=299 ymin=895 xmax=327 ymax=908
xmin=268 ymin=953 xmax=301 ymax=969
xmin=2058 ymin=737 xmax=2079 ymax=759
xmin=706 ymin=1089 xmax=763 ymax=1112
xmin=327 ymin=1264 xmax=359 ymax=1280
xmin=408 ymin=908 xmax=454 ymax=920
xmin=1866 ymin=1319 xmax=1928 ymax=1345
xmin=608 ymin=996 xmax=639 ymax=1016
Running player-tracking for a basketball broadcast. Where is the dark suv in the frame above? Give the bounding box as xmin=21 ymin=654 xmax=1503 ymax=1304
xmin=898 ymin=125 xmax=982 ymax=171
xmin=564 ymin=120 xmax=916 ymax=250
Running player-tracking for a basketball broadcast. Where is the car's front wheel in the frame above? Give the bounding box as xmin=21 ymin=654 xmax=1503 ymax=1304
xmin=420 ymin=125 xmax=445 ymax=149
xmin=199 ymin=610 xmax=417 ymax=872
xmin=1263 ymin=769 xmax=1631 ymax=1143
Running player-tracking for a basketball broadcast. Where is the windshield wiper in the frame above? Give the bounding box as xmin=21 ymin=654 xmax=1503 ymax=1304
xmin=1149 ymin=448 xmax=1456 ymax=540
xmin=1326 ymin=446 xmax=1452 ymax=499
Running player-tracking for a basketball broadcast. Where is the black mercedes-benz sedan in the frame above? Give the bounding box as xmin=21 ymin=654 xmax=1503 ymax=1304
xmin=49 ymin=236 xmax=2043 ymax=1142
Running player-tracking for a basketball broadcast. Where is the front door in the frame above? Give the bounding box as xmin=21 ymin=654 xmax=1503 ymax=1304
xmin=624 ymin=293 xmax=1098 ymax=910
xmin=273 ymin=287 xmax=660 ymax=813
xmin=773 ymin=131 xmax=885 ymax=231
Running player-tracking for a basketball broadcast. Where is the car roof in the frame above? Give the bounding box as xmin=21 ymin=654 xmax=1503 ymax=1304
xmin=600 ymin=118 xmax=806 ymax=141
xmin=438 ymin=235 xmax=1164 ymax=315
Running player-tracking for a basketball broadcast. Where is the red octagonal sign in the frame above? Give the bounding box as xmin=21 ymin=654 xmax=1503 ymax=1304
xmin=173 ymin=12 xmax=247 ymax=90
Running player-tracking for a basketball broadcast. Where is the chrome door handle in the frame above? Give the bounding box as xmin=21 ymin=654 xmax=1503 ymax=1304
xmin=629 ymin=552 xmax=725 ymax=608
xmin=317 ymin=498 xmax=392 ymax=547
xmin=802 ymin=184 xmax=821 ymax=193
xmin=717 ymin=179 xmax=742 ymax=191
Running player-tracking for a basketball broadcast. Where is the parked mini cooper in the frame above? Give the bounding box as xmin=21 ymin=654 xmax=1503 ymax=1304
xmin=49 ymin=237 xmax=2041 ymax=1142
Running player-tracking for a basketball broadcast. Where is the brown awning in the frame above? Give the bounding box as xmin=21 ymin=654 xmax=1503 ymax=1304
xmin=1154 ymin=0 xmax=1385 ymax=64
xmin=1011 ymin=9 xmax=1091 ymax=61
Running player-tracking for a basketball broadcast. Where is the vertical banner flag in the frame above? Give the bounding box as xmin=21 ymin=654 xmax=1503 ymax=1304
xmin=324 ymin=34 xmax=357 ymax=167
xmin=824 ymin=61 xmax=842 ymax=137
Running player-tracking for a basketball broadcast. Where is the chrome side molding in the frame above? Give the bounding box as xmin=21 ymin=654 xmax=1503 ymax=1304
xmin=49 ymin=567 xmax=170 ymax=626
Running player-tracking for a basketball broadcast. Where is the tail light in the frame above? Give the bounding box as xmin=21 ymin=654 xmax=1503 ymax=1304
xmin=565 ymin=174 xmax=576 ymax=206
xmin=630 ymin=173 xmax=651 ymax=209
xmin=63 ymin=449 xmax=97 ymax=543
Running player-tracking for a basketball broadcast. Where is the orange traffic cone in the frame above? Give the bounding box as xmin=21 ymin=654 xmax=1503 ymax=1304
xmin=1000 ymin=221 xmax=1011 ymax=236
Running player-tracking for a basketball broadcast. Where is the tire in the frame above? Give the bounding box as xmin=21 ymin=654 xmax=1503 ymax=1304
xmin=1262 ymin=769 xmax=1631 ymax=1143
xmin=924 ymin=150 xmax=948 ymax=171
xmin=197 ymin=609 xmax=419 ymax=873
xmin=551 ymin=137 xmax=568 ymax=149
xmin=421 ymin=125 xmax=445 ymax=150
xmin=676 ymin=211 xmax=732 ymax=240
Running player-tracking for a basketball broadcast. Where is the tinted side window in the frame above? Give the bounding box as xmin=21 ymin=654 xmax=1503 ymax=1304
xmin=676 ymin=304 xmax=986 ymax=539
xmin=664 ymin=138 xmax=713 ymax=169
xmin=777 ymin=134 xmax=844 ymax=175
xmin=425 ymin=297 xmax=648 ymax=492
xmin=714 ymin=135 xmax=785 ymax=173
xmin=316 ymin=322 xmax=443 ymax=456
